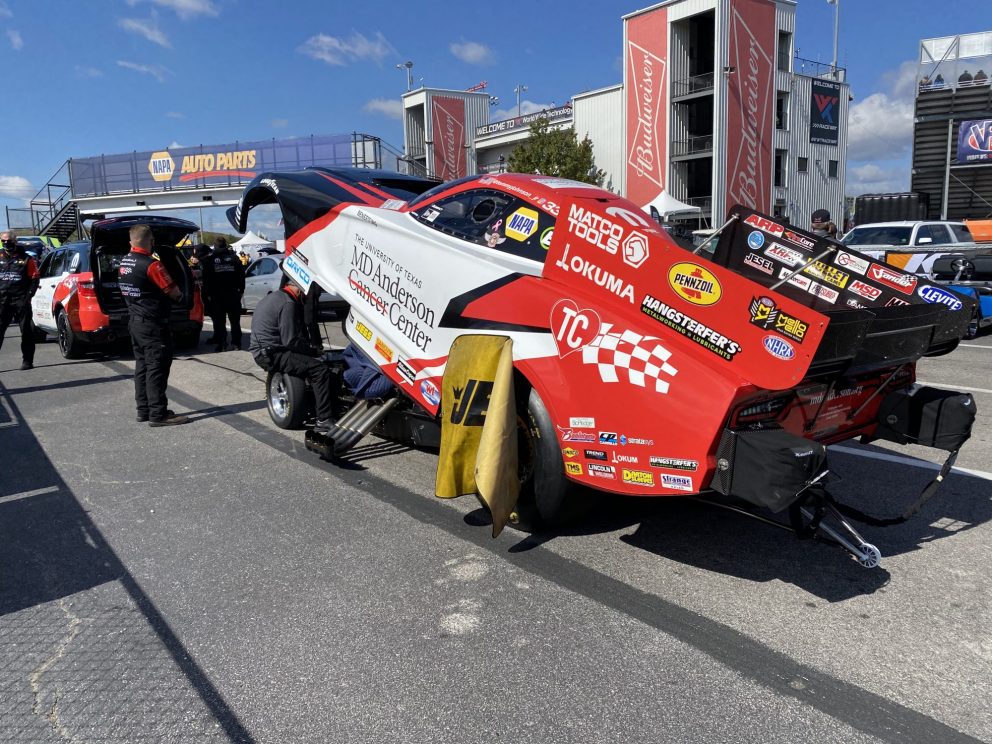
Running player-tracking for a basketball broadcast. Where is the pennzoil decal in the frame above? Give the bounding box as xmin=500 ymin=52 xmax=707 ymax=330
xmin=668 ymin=263 xmax=722 ymax=306
xmin=641 ymin=295 xmax=742 ymax=360
xmin=748 ymin=296 xmax=809 ymax=343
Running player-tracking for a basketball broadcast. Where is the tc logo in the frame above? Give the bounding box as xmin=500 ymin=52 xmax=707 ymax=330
xmin=550 ymin=299 xmax=601 ymax=357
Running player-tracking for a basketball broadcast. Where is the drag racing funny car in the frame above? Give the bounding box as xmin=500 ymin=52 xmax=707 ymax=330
xmin=230 ymin=167 xmax=978 ymax=568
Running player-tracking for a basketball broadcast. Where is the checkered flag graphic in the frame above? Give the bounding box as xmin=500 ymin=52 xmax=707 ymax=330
xmin=581 ymin=323 xmax=678 ymax=394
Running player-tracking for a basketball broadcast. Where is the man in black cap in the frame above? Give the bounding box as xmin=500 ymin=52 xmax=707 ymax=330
xmin=0 ymin=230 xmax=40 ymax=370
xmin=810 ymin=209 xmax=838 ymax=239
xmin=201 ymin=236 xmax=245 ymax=352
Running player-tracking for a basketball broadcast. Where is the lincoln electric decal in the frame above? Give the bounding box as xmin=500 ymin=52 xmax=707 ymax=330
xmin=431 ymin=96 xmax=467 ymax=181
xmin=725 ymin=0 xmax=775 ymax=215
xmin=624 ymin=5 xmax=668 ymax=209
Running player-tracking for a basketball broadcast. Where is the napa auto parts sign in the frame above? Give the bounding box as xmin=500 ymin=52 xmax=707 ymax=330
xmin=725 ymin=0 xmax=775 ymax=214
xmin=957 ymin=119 xmax=992 ymax=164
xmin=431 ymin=96 xmax=467 ymax=181
xmin=624 ymin=5 xmax=668 ymax=208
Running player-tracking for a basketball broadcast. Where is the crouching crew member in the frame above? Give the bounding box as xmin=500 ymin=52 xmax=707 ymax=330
xmin=119 ymin=224 xmax=189 ymax=427
xmin=0 ymin=230 xmax=40 ymax=370
xmin=249 ymin=276 xmax=334 ymax=434
xmin=202 ymin=236 xmax=245 ymax=352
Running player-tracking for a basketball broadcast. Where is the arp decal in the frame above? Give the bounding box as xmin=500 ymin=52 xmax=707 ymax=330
xmin=869 ymin=264 xmax=917 ymax=295
xmin=505 ymin=207 xmax=539 ymax=241
xmin=848 ymin=280 xmax=881 ymax=301
xmin=762 ymin=335 xmax=796 ymax=360
xmin=649 ymin=456 xmax=698 ymax=471
xmin=551 ymin=299 xmax=602 ymax=357
xmin=641 ymin=295 xmax=742 ymax=360
xmin=747 ymin=231 xmax=765 ymax=249
xmin=565 ymin=462 xmax=583 ymax=475
xmin=622 ymin=469 xmax=655 ymax=487
xmin=743 ymin=213 xmax=784 ymax=237
xmin=744 ymin=253 xmax=774 ymax=275
xmin=748 ymin=296 xmax=809 ymax=343
xmin=661 ymin=474 xmax=694 ymax=492
xmin=834 ymin=251 xmax=870 ymax=275
xmin=668 ymin=263 xmax=722 ymax=306
xmin=918 ymin=285 xmax=964 ymax=311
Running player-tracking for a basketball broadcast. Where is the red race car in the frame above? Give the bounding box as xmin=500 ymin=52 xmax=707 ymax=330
xmin=231 ymin=168 xmax=978 ymax=567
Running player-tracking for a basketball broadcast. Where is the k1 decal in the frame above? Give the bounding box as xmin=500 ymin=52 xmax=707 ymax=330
xmin=668 ymin=263 xmax=722 ymax=306
xmin=918 ymin=284 xmax=964 ymax=311
xmin=551 ymin=299 xmax=602 ymax=357
xmin=748 ymin=296 xmax=809 ymax=343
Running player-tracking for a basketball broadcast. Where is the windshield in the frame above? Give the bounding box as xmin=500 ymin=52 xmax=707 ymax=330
xmin=842 ymin=226 xmax=913 ymax=246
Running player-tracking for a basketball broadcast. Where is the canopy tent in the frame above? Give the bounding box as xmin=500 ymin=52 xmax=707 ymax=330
xmin=231 ymin=230 xmax=277 ymax=257
xmin=643 ymin=191 xmax=703 ymax=221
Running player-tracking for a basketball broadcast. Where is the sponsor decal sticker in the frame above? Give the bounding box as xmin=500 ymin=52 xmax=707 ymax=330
xmin=580 ymin=323 xmax=679 ymax=394
xmin=661 ymin=474 xmax=694 ymax=492
xmin=283 ymin=252 xmax=314 ymax=294
xmin=622 ymin=436 xmax=655 ymax=446
xmin=869 ymin=264 xmax=917 ymax=294
xmin=565 ymin=462 xmax=583 ymax=475
xmin=747 ymin=230 xmax=765 ymax=249
xmin=748 ymin=296 xmax=809 ymax=343
xmin=557 ymin=426 xmax=596 ymax=443
xmin=782 ymin=229 xmax=816 ymax=251
xmin=396 ymin=358 xmax=416 ymax=384
xmin=354 ymin=320 xmax=373 ymax=341
xmin=765 ymin=243 xmax=805 ymax=267
xmin=148 ymin=151 xmax=175 ymax=182
xmin=778 ymin=267 xmax=811 ymax=290
xmin=587 ymin=463 xmax=616 ymax=479
xmin=374 ymin=336 xmax=394 ymax=362
xmin=420 ymin=380 xmax=441 ymax=407
xmin=885 ymin=297 xmax=910 ymax=307
xmin=848 ymin=280 xmax=882 ymax=300
xmin=834 ymin=251 xmax=870 ymax=275
xmin=744 ymin=252 xmax=774 ymax=275
xmin=668 ymin=263 xmax=722 ymax=306
xmin=505 ymin=207 xmax=540 ymax=241
xmin=555 ymin=244 xmax=635 ymax=304
xmin=584 ymin=449 xmax=608 ymax=461
xmin=622 ymin=469 xmax=655 ymax=487
xmin=569 ymin=416 xmax=596 ymax=429
xmin=612 ymin=453 xmax=638 ymax=464
xmin=540 ymin=227 xmax=554 ymax=250
xmin=918 ymin=285 xmax=964 ymax=311
xmin=599 ymin=431 xmax=619 ymax=446
xmin=801 ymin=259 xmax=849 ymax=289
xmin=563 ymin=447 xmax=579 ymax=459
xmin=743 ymin=213 xmax=784 ymax=237
xmin=650 ymin=456 xmax=698 ymax=471
xmin=845 ymin=298 xmax=867 ymax=309
xmin=551 ymin=299 xmax=602 ymax=356
xmin=763 ymin=335 xmax=796 ymax=360
xmin=641 ymin=294 xmax=742 ymax=360
xmin=807 ymin=282 xmax=839 ymax=304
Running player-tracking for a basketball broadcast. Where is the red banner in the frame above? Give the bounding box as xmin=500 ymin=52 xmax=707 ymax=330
xmin=624 ymin=7 xmax=668 ymax=209
xmin=725 ymin=0 xmax=775 ymax=215
xmin=431 ymin=96 xmax=467 ymax=181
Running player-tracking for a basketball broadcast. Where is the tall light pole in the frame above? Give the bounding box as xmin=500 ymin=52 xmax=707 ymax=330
xmin=396 ymin=61 xmax=413 ymax=91
xmin=827 ymin=0 xmax=840 ymax=79
xmin=514 ymin=84 xmax=528 ymax=117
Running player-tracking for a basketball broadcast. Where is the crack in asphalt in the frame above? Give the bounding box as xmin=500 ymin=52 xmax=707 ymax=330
xmin=28 ymin=598 xmax=83 ymax=742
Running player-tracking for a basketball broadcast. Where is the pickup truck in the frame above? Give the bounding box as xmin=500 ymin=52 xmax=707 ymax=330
xmin=840 ymin=220 xmax=977 ymax=276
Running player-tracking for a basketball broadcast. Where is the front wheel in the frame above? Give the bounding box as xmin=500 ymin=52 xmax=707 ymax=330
xmin=56 ymin=310 xmax=83 ymax=359
xmin=266 ymin=370 xmax=309 ymax=429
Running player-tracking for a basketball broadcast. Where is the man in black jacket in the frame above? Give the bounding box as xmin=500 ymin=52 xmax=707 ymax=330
xmin=119 ymin=224 xmax=188 ymax=427
xmin=249 ymin=277 xmax=333 ymax=433
xmin=0 ymin=231 xmax=40 ymax=370
xmin=201 ymin=236 xmax=246 ymax=352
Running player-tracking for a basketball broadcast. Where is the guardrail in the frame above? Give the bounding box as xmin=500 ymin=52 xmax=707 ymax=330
xmin=671 ymin=72 xmax=715 ymax=98
xmin=671 ymin=135 xmax=714 ymax=157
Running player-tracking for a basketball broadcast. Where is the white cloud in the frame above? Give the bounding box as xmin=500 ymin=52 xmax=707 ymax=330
xmin=127 ymin=0 xmax=218 ymax=20
xmin=846 ymin=163 xmax=910 ymax=196
xmin=165 ymin=111 xmax=184 ymax=118
xmin=450 ymin=40 xmax=493 ymax=65
xmin=0 ymin=175 xmax=34 ymax=200
xmin=271 ymin=118 xmax=289 ymax=128
xmin=0 ymin=2 xmax=11 ymax=18
xmin=363 ymin=98 xmax=402 ymax=119
xmin=846 ymin=92 xmax=914 ymax=162
xmin=74 ymin=65 xmax=103 ymax=78
xmin=6 ymin=30 xmax=22 ymax=51
xmin=119 ymin=16 xmax=171 ymax=48
xmin=298 ymin=31 xmax=394 ymax=66
xmin=167 ymin=141 xmax=184 ymax=149
xmin=116 ymin=60 xmax=171 ymax=83
xmin=490 ymin=100 xmax=554 ymax=122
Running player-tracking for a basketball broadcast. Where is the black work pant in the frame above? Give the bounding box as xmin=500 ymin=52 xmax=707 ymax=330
xmin=129 ymin=316 xmax=174 ymax=421
xmin=269 ymin=350 xmax=334 ymax=421
xmin=0 ymin=298 xmax=35 ymax=365
xmin=210 ymin=293 xmax=243 ymax=348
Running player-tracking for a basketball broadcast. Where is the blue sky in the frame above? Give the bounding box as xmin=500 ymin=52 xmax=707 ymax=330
xmin=0 ymin=0 xmax=984 ymax=233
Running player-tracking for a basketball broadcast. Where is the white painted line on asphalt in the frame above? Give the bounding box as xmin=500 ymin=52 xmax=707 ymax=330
xmin=916 ymin=381 xmax=992 ymax=396
xmin=0 ymin=485 xmax=60 ymax=504
xmin=830 ymin=445 xmax=992 ymax=481
xmin=958 ymin=343 xmax=992 ymax=349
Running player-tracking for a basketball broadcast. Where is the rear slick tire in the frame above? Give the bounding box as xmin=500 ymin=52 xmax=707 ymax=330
xmin=266 ymin=371 xmax=309 ymax=429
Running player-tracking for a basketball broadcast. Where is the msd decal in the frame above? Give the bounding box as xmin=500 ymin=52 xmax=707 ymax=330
xmin=624 ymin=6 xmax=668 ymax=207
xmin=668 ymin=263 xmax=722 ymax=306
xmin=869 ymin=264 xmax=917 ymax=295
xmin=848 ymin=280 xmax=881 ymax=301
xmin=726 ymin=0 xmax=775 ymax=214
xmin=918 ymin=285 xmax=964 ymax=311
xmin=431 ymin=96 xmax=467 ymax=181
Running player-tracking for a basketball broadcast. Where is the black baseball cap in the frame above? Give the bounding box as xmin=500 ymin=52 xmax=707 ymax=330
xmin=811 ymin=209 xmax=831 ymax=222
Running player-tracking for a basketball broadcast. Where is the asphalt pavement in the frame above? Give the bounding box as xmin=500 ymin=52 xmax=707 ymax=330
xmin=1 ymin=319 xmax=990 ymax=743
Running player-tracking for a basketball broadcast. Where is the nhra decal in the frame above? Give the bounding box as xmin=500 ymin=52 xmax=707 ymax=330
xmin=588 ymin=463 xmax=617 ymax=479
xmin=569 ymin=417 xmax=596 ymax=428
xmin=506 ymin=207 xmax=539 ymax=241
xmin=799 ymin=259 xmax=849 ymax=289
xmin=782 ymin=230 xmax=816 ymax=251
xmin=744 ymin=252 xmax=774 ymax=275
xmin=650 ymin=456 xmax=698 ymax=471
xmin=580 ymin=323 xmax=678 ymax=394
xmin=622 ymin=469 xmax=655 ymax=487
xmin=748 ymin=296 xmax=809 ymax=343
xmin=661 ymin=474 xmax=694 ymax=492
xmin=420 ymin=380 xmax=441 ymax=407
xmin=555 ymin=243 xmax=636 ymax=304
xmin=743 ymin=213 xmax=784 ymax=237
xmin=834 ymin=251 xmax=870 ymax=275
xmin=668 ymin=263 xmax=722 ymax=306
xmin=762 ymin=335 xmax=796 ymax=360
xmin=551 ymin=299 xmax=602 ymax=356
xmin=765 ymin=243 xmax=804 ymax=267
xmin=868 ymin=264 xmax=917 ymax=295
xmin=557 ymin=426 xmax=597 ymax=443
xmin=565 ymin=462 xmax=583 ymax=475
xmin=641 ymin=294 xmax=742 ymax=360
xmin=584 ymin=449 xmax=608 ymax=461
xmin=918 ymin=285 xmax=964 ymax=311
xmin=747 ymin=231 xmax=765 ymax=249
xmin=848 ymin=280 xmax=882 ymax=301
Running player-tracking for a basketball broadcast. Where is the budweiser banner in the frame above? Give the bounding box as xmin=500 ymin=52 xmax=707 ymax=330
xmin=957 ymin=119 xmax=992 ymax=164
xmin=810 ymin=79 xmax=841 ymax=145
xmin=431 ymin=96 xmax=467 ymax=181
xmin=624 ymin=7 xmax=668 ymax=208
xmin=725 ymin=0 xmax=775 ymax=215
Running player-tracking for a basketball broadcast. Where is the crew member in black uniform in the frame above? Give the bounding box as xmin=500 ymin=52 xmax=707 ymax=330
xmin=249 ymin=277 xmax=333 ymax=434
xmin=0 ymin=230 xmax=40 ymax=370
xmin=119 ymin=224 xmax=188 ymax=426
xmin=201 ymin=236 xmax=245 ymax=352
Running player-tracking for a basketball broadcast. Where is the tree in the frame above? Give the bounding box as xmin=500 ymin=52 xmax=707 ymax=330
xmin=507 ymin=117 xmax=605 ymax=186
